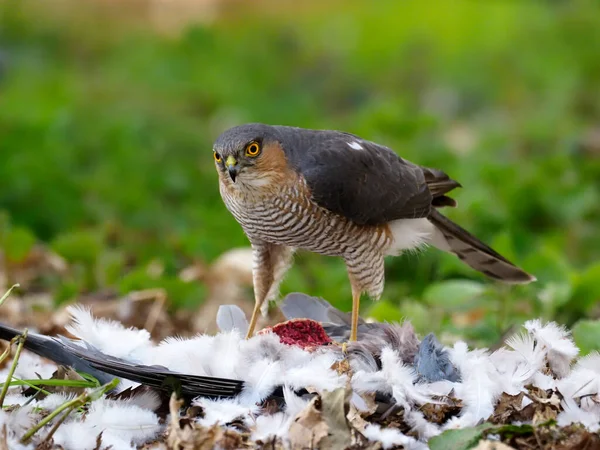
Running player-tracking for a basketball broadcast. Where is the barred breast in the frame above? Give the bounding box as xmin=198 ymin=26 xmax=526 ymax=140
xmin=221 ymin=178 xmax=409 ymax=298
xmin=220 ymin=180 xmax=390 ymax=258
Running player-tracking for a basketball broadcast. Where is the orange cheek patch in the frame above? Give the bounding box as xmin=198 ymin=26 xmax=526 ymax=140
xmin=254 ymin=142 xmax=293 ymax=178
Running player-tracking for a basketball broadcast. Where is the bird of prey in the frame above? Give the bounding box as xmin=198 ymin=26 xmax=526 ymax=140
xmin=213 ymin=124 xmax=535 ymax=341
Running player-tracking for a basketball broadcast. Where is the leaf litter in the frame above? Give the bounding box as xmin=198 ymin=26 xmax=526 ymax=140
xmin=0 ymin=282 xmax=598 ymax=449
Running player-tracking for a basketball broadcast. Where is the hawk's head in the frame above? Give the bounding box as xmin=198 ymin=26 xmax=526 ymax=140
xmin=213 ymin=123 xmax=286 ymax=187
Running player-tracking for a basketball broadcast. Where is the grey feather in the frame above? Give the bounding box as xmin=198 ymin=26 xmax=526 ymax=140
xmin=0 ymin=323 xmax=244 ymax=398
xmin=280 ymin=293 xmax=333 ymax=324
xmin=348 ymin=322 xmax=420 ymax=366
xmin=414 ymin=333 xmax=460 ymax=383
xmin=281 ymin=292 xmax=364 ymax=327
xmin=216 ymin=305 xmax=249 ymax=335
xmin=0 ymin=323 xmax=113 ymax=384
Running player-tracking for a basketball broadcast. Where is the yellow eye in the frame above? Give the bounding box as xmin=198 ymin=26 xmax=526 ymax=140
xmin=214 ymin=151 xmax=222 ymax=163
xmin=245 ymin=142 xmax=261 ymax=157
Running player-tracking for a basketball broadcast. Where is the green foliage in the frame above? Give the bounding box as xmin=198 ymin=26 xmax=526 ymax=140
xmin=1 ymin=0 xmax=599 ymax=344
xmin=428 ymin=423 xmax=494 ymax=450
xmin=572 ymin=319 xmax=600 ymax=354
xmin=1 ymin=227 xmax=35 ymax=262
xmin=429 ymin=423 xmax=534 ymax=450
xmin=423 ymin=280 xmax=487 ymax=311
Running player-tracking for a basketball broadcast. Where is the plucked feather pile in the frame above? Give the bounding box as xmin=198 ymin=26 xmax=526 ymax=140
xmin=0 ymin=293 xmax=598 ymax=450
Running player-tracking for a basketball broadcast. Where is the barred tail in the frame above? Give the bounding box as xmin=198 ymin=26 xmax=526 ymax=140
xmin=428 ymin=209 xmax=535 ymax=284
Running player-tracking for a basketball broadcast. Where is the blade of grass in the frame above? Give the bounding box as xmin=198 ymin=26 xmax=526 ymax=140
xmin=0 ymin=330 xmax=27 ymax=408
xmin=21 ymin=378 xmax=119 ymax=443
xmin=12 ymin=377 xmax=52 ymax=396
xmin=0 ymin=284 xmax=19 ymax=309
xmin=0 ymin=285 xmax=23 ymax=368
xmin=0 ymin=378 xmax=97 ymax=389
xmin=0 ymin=336 xmax=17 ymax=367
xmin=40 ymin=406 xmax=77 ymax=446
xmin=77 ymin=371 xmax=101 ymax=387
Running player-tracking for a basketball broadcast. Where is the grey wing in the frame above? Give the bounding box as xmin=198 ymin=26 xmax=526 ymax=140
xmin=297 ymin=134 xmax=433 ymax=225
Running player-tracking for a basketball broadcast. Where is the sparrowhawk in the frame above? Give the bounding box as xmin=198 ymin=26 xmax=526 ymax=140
xmin=213 ymin=124 xmax=535 ymax=341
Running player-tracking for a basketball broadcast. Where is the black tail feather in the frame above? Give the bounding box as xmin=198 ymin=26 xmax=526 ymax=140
xmin=0 ymin=323 xmax=244 ymax=398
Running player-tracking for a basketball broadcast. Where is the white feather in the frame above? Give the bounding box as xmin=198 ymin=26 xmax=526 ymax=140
xmin=404 ymin=409 xmax=442 ymax=441
xmin=557 ymin=400 xmax=600 ymax=432
xmin=120 ymin=389 xmax=162 ymax=411
xmin=238 ymin=359 xmax=282 ymax=405
xmin=248 ymin=387 xmax=309 ymax=442
xmin=251 ymin=412 xmax=290 ymax=442
xmin=2 ymin=393 xmax=29 ymax=407
xmin=0 ymin=406 xmax=38 ymax=439
xmin=353 ymin=347 xmax=432 ymax=410
xmin=491 ymin=333 xmax=546 ymax=394
xmin=205 ymin=331 xmax=244 ymax=378
xmin=65 ymin=305 xmax=152 ymax=361
xmin=85 ymin=399 xmax=162 ymax=445
xmin=574 ymin=351 xmax=600 ymax=373
xmin=149 ymin=334 xmax=214 ymax=376
xmin=284 ymin=351 xmax=345 ymax=392
xmin=0 ymin=351 xmax=56 ymax=381
xmin=524 ymin=319 xmax=579 ymax=378
xmin=450 ymin=343 xmax=500 ymax=425
xmin=532 ymin=372 xmax=556 ymax=391
xmin=52 ymin=421 xmax=98 ymax=450
xmin=385 ymin=218 xmax=435 ymax=256
xmin=556 ymin=366 xmax=599 ymax=401
xmin=363 ymin=424 xmax=428 ymax=450
xmin=347 ymin=141 xmax=364 ymax=150
xmin=36 ymin=393 xmax=78 ymax=410
xmin=193 ymin=398 xmax=260 ymax=427
xmin=283 ymin=386 xmax=310 ymax=417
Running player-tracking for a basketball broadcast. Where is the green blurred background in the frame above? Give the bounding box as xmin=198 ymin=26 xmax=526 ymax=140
xmin=1 ymin=0 xmax=599 ymax=347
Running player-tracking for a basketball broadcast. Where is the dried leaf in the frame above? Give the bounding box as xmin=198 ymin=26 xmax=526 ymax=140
xmin=288 ymin=396 xmax=329 ymax=450
xmin=331 ymin=357 xmax=352 ymax=376
xmin=421 ymin=398 xmax=462 ymax=424
xmin=320 ymin=388 xmax=352 ymax=449
xmin=0 ymin=425 xmax=8 ymax=450
xmin=167 ymin=394 xmax=223 ymax=450
xmin=347 ymin=403 xmax=369 ymax=433
xmin=490 ymin=393 xmax=525 ymax=424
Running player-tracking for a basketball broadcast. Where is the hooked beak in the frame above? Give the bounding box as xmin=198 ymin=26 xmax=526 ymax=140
xmin=225 ymin=155 xmax=239 ymax=182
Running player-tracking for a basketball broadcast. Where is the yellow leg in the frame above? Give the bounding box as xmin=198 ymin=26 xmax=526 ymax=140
xmin=350 ymin=290 xmax=361 ymax=342
xmin=246 ymin=300 xmax=263 ymax=339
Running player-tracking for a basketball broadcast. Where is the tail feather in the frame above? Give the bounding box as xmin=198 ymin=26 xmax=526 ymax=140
xmin=0 ymin=323 xmax=244 ymax=397
xmin=428 ymin=209 xmax=535 ymax=284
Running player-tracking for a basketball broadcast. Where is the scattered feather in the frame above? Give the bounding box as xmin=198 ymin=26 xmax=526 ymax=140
xmin=451 ymin=343 xmax=500 ymax=425
xmin=415 ymin=333 xmax=460 ymax=382
xmin=216 ymin=305 xmax=249 ymax=335
xmin=65 ymin=305 xmax=152 ymax=361
xmin=524 ymin=319 xmax=579 ymax=378
xmin=363 ymin=423 xmax=427 ymax=450
xmin=85 ymin=399 xmax=162 ymax=445
xmin=194 ymin=398 xmax=260 ymax=427
xmin=1 ymin=303 xmax=598 ymax=449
